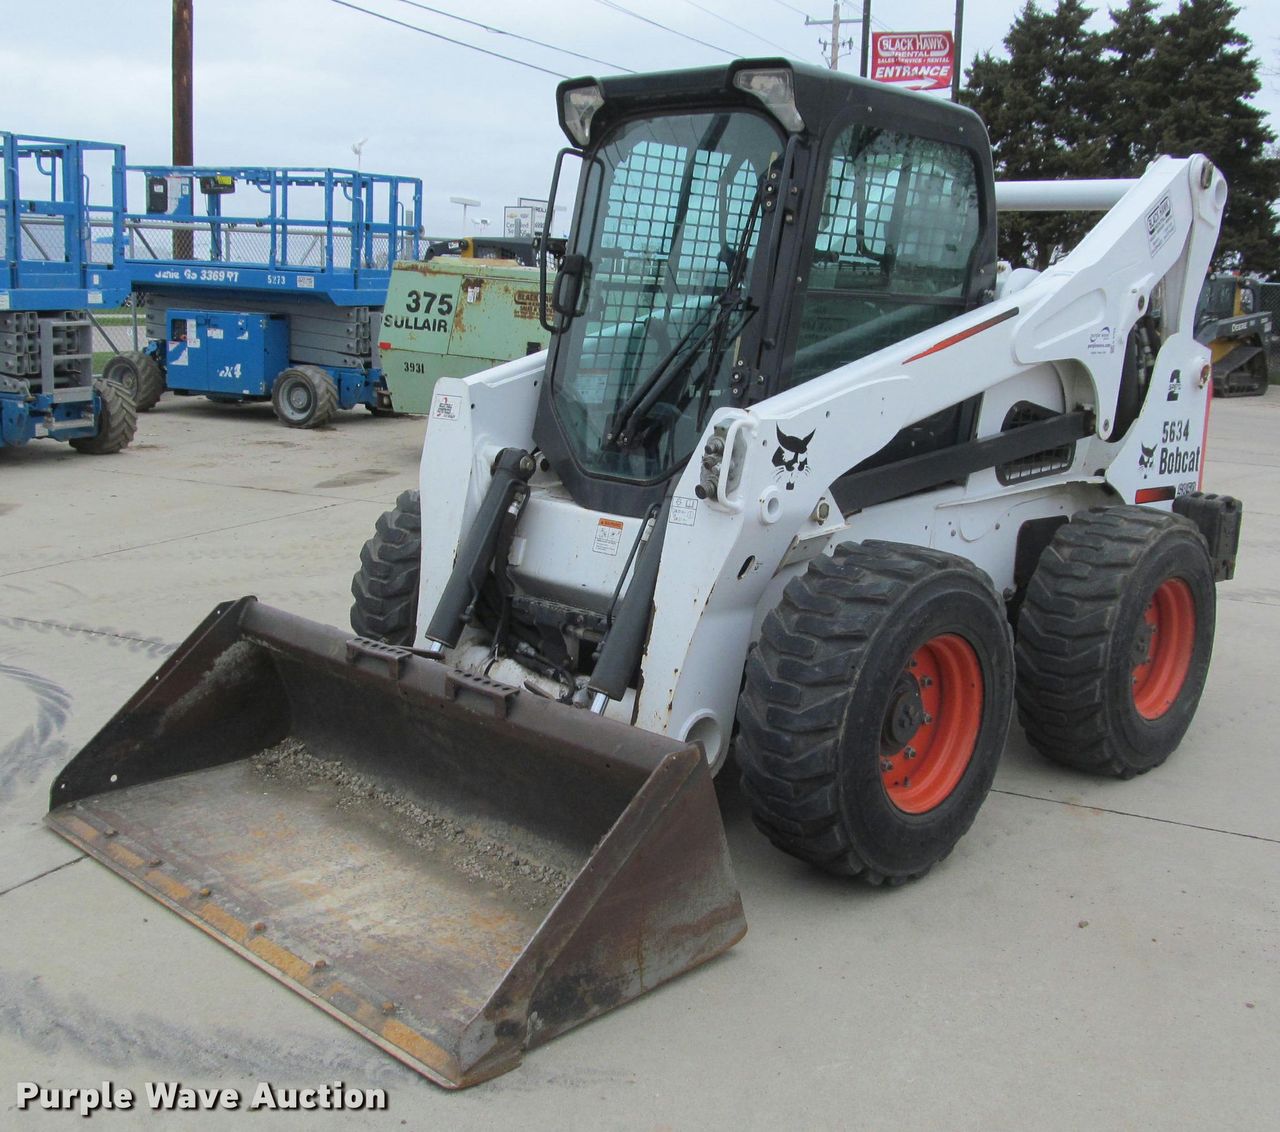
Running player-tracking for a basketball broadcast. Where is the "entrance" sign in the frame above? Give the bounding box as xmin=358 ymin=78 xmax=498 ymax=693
xmin=871 ymin=31 xmax=955 ymax=92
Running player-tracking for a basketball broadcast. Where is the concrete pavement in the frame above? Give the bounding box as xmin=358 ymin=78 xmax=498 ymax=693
xmin=2 ymin=391 xmax=1275 ymax=1129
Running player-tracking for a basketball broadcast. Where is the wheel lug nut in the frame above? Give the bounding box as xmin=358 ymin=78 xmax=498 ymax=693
xmin=880 ymin=759 xmax=893 ymax=772
xmin=904 ymin=746 xmax=917 ymax=759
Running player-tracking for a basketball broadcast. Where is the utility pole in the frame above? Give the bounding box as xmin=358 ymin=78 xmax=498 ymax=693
xmin=806 ymin=2 xmax=859 ymax=73
xmin=952 ymin=0 xmax=965 ymax=101
xmin=172 ymin=0 xmax=193 ymax=258
xmin=860 ymin=0 xmax=872 ymax=80
xmin=173 ymin=0 xmax=193 ymax=166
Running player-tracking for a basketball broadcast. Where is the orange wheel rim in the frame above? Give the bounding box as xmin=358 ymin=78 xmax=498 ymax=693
xmin=1131 ymin=578 xmax=1195 ymax=720
xmin=879 ymin=634 xmax=983 ymax=814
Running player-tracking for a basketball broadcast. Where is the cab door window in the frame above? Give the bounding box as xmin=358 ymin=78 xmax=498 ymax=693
xmin=791 ymin=126 xmax=982 ymax=385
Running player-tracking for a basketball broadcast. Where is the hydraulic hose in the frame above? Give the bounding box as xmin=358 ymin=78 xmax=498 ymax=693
xmin=588 ymin=491 xmax=674 ymax=704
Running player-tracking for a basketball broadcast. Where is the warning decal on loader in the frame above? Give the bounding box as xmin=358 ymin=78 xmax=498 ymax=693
xmin=431 ymin=393 xmax=459 ymax=421
xmin=1146 ymin=195 xmax=1175 ymax=255
xmin=593 ymin=517 xmax=623 ymax=555
xmin=671 ymin=497 xmax=699 ymax=526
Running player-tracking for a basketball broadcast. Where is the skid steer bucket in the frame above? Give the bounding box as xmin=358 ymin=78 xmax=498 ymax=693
xmin=46 ymin=598 xmax=745 ymax=1088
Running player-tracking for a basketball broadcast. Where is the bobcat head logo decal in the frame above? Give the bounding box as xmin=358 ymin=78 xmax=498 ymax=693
xmin=772 ymin=426 xmax=815 ymax=491
xmin=1138 ymin=442 xmax=1156 ymax=471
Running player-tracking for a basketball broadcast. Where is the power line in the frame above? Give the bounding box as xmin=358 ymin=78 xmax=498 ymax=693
xmin=326 ymin=0 xmax=569 ymax=78
xmin=676 ymin=0 xmax=800 ymax=56
xmin=769 ymin=0 xmax=894 ymax=33
xmin=768 ymin=0 xmax=816 ymax=16
xmin=392 ymin=0 xmax=633 ymax=73
xmin=593 ymin=0 xmax=735 ymax=57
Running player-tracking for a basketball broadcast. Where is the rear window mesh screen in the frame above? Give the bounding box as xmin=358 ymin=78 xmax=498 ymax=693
xmin=816 ymin=130 xmax=979 ymax=294
xmin=790 ymin=127 xmax=981 ymax=386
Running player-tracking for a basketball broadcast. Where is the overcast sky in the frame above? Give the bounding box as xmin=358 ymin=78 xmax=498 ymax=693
xmin=6 ymin=0 xmax=1278 ymax=235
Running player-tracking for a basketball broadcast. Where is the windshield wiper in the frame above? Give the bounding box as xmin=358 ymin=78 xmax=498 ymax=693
xmin=609 ymin=292 xmax=752 ymax=449
xmin=608 ymin=169 xmax=768 ymax=450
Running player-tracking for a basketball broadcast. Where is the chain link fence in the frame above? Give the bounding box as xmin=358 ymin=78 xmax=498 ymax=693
xmin=1260 ymin=283 xmax=1280 ymax=365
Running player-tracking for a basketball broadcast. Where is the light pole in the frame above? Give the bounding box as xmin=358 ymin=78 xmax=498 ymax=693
xmin=449 ymin=195 xmax=480 ymax=230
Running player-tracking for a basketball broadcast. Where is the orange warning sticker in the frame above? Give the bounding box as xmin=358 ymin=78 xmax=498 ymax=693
xmin=592 ymin=517 xmax=624 ymax=556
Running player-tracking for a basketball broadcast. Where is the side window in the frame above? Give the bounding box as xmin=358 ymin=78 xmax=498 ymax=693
xmin=791 ymin=126 xmax=982 ymax=386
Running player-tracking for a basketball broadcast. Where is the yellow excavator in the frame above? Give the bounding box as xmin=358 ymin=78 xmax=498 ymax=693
xmin=1194 ymin=273 xmax=1272 ymax=396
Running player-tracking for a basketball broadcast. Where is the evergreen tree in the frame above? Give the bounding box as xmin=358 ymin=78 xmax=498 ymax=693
xmin=1102 ymin=0 xmax=1163 ymax=171
xmin=1144 ymin=0 xmax=1278 ymax=272
xmin=961 ymin=1 xmax=1110 ymax=268
xmin=963 ymin=0 xmax=1279 ymax=273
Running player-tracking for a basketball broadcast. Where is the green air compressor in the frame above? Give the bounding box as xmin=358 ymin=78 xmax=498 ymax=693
xmin=378 ymin=257 xmax=550 ymax=414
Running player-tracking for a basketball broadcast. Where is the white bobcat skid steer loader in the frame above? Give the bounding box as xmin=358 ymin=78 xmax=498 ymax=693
xmin=52 ymin=60 xmax=1241 ymax=1086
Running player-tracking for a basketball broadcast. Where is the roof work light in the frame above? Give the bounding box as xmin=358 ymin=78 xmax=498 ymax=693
xmin=561 ymin=83 xmax=605 ymax=147
xmin=732 ymin=67 xmax=805 ymax=133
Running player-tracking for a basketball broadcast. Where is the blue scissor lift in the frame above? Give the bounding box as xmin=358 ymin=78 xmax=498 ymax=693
xmin=0 ymin=132 xmax=136 ymax=453
xmin=112 ymin=164 xmax=422 ymax=427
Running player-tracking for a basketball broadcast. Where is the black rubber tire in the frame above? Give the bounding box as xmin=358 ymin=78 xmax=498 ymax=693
xmin=1212 ymin=340 xmax=1268 ymax=397
xmin=101 ymin=350 xmax=165 ymax=411
xmin=69 ymin=380 xmax=137 ymax=455
xmin=736 ymin=541 xmax=1015 ymax=884
xmin=271 ymin=365 xmax=338 ymax=428
xmin=1015 ymin=506 xmax=1216 ymax=778
xmin=350 ymin=490 xmax=421 ymax=645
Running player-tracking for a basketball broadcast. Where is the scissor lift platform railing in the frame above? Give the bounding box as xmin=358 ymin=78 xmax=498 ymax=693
xmin=116 ymin=165 xmax=422 ymax=307
xmin=1 ymin=132 xmax=132 ymax=311
xmin=0 ymin=132 xmax=134 ymax=451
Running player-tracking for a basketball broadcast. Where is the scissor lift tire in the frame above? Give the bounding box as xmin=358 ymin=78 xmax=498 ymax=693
xmin=102 ymin=351 xmax=165 ymax=412
xmin=69 ymin=380 xmax=137 ymax=455
xmin=272 ymin=365 xmax=338 ymax=429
